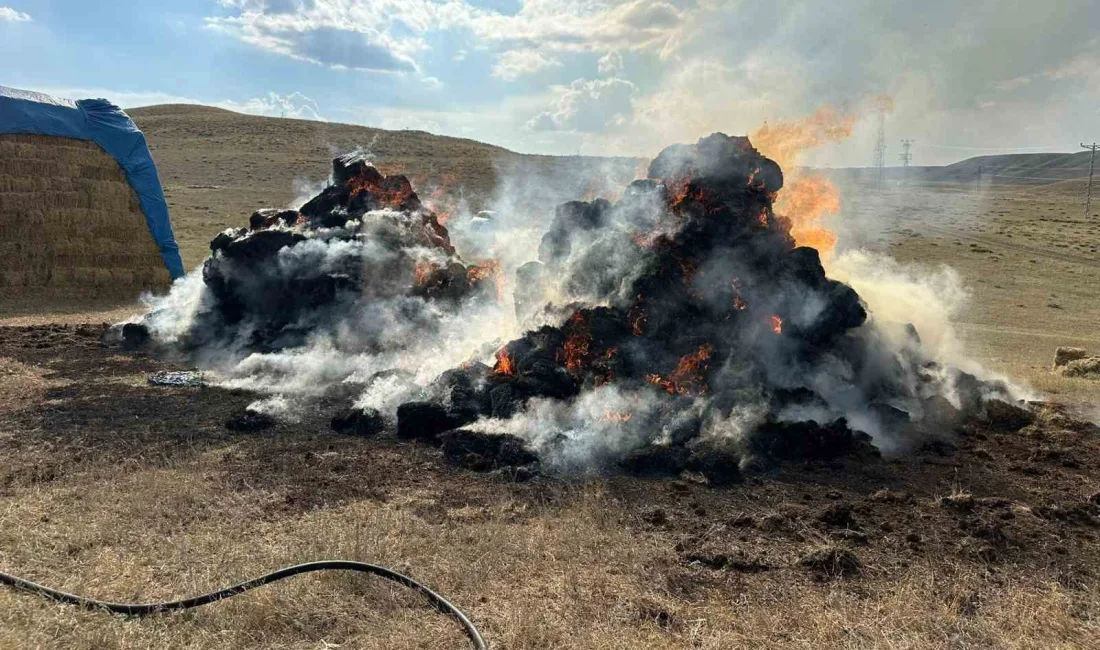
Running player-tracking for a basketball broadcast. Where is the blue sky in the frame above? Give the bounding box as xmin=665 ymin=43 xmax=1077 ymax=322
xmin=3 ymin=0 xmax=1099 ymax=166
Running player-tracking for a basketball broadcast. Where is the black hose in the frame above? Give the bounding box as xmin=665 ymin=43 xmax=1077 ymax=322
xmin=0 ymin=560 xmax=487 ymax=649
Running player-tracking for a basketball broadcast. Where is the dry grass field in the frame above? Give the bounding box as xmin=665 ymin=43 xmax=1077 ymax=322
xmin=1 ymin=109 xmax=1099 ymax=649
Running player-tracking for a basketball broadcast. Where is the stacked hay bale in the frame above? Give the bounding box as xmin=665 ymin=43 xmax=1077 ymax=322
xmin=0 ymin=133 xmax=170 ymax=299
xmin=1053 ymin=346 xmax=1100 ymax=379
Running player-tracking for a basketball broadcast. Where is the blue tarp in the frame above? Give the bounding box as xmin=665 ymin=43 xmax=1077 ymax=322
xmin=0 ymin=85 xmax=185 ymax=279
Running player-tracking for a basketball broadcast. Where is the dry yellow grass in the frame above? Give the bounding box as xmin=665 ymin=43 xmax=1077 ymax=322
xmin=1 ymin=461 xmax=1096 ymax=650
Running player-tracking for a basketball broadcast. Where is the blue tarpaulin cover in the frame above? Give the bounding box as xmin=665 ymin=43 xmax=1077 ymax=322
xmin=0 ymin=85 xmax=185 ymax=279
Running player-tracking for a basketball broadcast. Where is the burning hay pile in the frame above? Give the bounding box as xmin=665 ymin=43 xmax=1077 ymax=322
xmin=129 ymin=133 xmax=1020 ymax=482
xmin=184 ymin=152 xmax=500 ymax=353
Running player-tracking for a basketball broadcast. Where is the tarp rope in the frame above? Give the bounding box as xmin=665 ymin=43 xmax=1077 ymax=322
xmin=0 ymin=560 xmax=487 ymax=649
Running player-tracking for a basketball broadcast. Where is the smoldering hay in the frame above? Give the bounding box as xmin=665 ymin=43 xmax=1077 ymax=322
xmin=127 ymin=134 xmax=1023 ymax=480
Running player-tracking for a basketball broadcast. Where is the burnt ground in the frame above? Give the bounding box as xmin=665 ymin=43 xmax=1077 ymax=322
xmin=2 ymin=322 xmax=1100 ymax=648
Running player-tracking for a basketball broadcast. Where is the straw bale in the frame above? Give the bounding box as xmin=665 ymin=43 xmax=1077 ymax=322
xmin=0 ymin=133 xmax=171 ymax=300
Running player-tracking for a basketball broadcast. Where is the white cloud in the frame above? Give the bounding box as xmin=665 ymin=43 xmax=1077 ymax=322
xmin=220 ymin=91 xmax=326 ymax=121
xmin=205 ymin=0 xmax=686 ymax=78
xmin=491 ymin=49 xmax=561 ymax=81
xmin=0 ymin=6 xmax=31 ymax=22
xmin=205 ymin=6 xmax=426 ymax=74
xmin=38 ymin=87 xmax=326 ymax=122
xmin=597 ymin=51 xmax=623 ymax=76
xmin=528 ymin=77 xmax=636 ymax=132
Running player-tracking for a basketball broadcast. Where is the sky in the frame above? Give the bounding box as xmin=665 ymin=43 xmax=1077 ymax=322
xmin=2 ymin=0 xmax=1098 ymax=166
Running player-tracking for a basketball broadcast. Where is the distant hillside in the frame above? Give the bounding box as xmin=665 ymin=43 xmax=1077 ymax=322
xmin=128 ymin=105 xmax=642 ymax=267
xmin=826 ymin=151 xmax=1094 ymax=187
xmin=925 ymin=151 xmax=1094 ymax=184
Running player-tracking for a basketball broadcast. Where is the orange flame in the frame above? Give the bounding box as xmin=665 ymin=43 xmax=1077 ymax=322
xmin=731 ymin=278 xmax=747 ymax=310
xmin=647 ymin=342 xmax=714 ymax=396
xmin=414 ymin=261 xmax=436 ymax=285
xmin=602 ymin=410 xmax=634 ymax=424
xmin=491 ymin=348 xmax=516 ymax=376
xmin=347 ymin=173 xmax=417 ymax=210
xmin=750 ymin=105 xmax=857 ymax=255
xmin=629 ymin=299 xmax=647 ymax=336
xmin=467 ymin=259 xmax=504 ymax=298
xmin=561 ymin=334 xmax=591 ymax=373
xmin=776 ymin=176 xmax=840 ymax=253
xmin=769 ymin=315 xmax=783 ymax=335
xmin=750 ymin=105 xmax=856 ymax=172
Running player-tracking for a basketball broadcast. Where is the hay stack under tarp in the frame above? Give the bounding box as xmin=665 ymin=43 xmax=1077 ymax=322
xmin=0 ymin=133 xmax=171 ymax=298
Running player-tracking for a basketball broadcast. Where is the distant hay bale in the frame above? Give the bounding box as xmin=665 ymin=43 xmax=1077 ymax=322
xmin=0 ymin=133 xmax=170 ymax=299
xmin=1059 ymin=356 xmax=1100 ymax=379
xmin=1053 ymin=347 xmax=1088 ymax=369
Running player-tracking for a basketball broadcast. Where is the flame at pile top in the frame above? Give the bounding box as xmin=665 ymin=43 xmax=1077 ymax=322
xmin=750 ymin=106 xmax=856 ymax=255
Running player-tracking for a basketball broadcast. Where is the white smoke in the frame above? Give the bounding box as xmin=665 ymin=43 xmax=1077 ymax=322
xmin=132 ymin=134 xmax=1029 ymax=474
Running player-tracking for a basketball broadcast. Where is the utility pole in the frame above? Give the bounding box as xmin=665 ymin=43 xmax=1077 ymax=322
xmin=1083 ymin=142 xmax=1098 ymax=219
xmin=898 ymin=139 xmax=913 ymax=185
xmin=898 ymin=140 xmax=913 ymax=167
xmin=873 ymin=108 xmax=886 ymax=188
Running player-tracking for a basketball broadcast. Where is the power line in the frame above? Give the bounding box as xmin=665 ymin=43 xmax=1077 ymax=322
xmin=1083 ymin=142 xmax=1098 ymax=219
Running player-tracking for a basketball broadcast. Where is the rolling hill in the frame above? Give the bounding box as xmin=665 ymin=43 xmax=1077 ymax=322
xmin=827 ymin=150 xmax=1095 ymax=186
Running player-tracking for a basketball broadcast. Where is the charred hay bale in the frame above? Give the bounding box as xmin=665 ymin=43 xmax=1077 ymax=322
xmin=538 ymin=199 xmax=612 ymax=264
xmin=299 ymin=154 xmax=422 ymax=226
xmin=983 ymin=399 xmax=1035 ymax=431
xmin=920 ymin=395 xmax=964 ymax=432
xmin=431 ymin=364 xmax=492 ymax=418
xmin=685 ymin=443 xmax=742 ymax=486
xmin=750 ymin=418 xmax=876 ymax=462
xmin=396 ymin=401 xmax=474 ymax=443
xmin=410 ymin=262 xmax=473 ymax=302
xmin=647 ymin=132 xmax=783 ymax=194
xmin=214 ymin=229 xmax=306 ymax=263
xmin=619 ymin=445 xmax=690 ymax=478
xmin=1053 ymin=347 xmax=1088 ymax=369
xmin=331 ymin=407 xmax=386 ymax=437
xmin=249 ymin=208 xmax=299 ymax=230
xmin=118 ymin=322 xmax=151 ymax=350
xmin=225 ymin=409 xmax=276 ymax=432
xmin=952 ymin=371 xmax=986 ymax=417
xmin=439 ymin=429 xmax=538 ymax=472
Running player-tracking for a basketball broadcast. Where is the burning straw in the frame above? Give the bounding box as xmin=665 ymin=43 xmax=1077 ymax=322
xmin=129 ymin=132 xmax=1023 ymax=481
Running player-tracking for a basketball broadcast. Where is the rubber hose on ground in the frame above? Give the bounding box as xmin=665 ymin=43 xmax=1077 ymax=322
xmin=0 ymin=560 xmax=487 ymax=649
